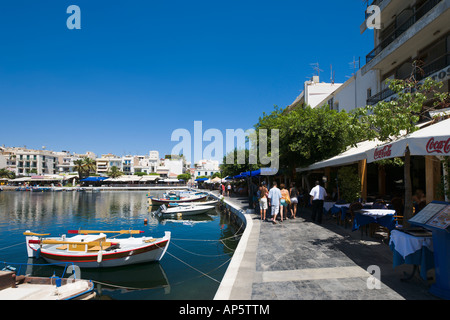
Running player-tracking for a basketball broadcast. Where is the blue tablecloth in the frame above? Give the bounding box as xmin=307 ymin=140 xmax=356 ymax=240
xmin=389 ymin=231 xmax=434 ymax=281
xmin=352 ymin=210 xmax=396 ymax=231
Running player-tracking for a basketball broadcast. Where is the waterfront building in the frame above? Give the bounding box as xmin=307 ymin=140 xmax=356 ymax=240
xmin=288 ymin=76 xmax=343 ymax=110
xmin=194 ymin=159 xmax=220 ymax=177
xmin=55 ymin=151 xmax=97 ymax=173
xmin=313 ymin=0 xmax=450 ymax=113
xmin=361 ymin=0 xmax=450 ymax=107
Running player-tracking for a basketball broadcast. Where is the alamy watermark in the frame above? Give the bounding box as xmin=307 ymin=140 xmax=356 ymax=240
xmin=367 ymin=265 xmax=381 ymax=290
xmin=366 ymin=5 xmax=381 ymax=30
xmin=171 ymin=121 xmax=279 ymax=176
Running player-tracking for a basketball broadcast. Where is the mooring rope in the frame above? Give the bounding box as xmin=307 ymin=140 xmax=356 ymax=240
xmin=0 ymin=241 xmax=24 ymax=251
xmin=170 ymin=241 xmax=231 ymax=257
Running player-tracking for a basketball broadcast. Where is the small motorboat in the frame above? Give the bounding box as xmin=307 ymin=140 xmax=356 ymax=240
xmin=148 ymin=190 xmax=208 ymax=206
xmin=0 ymin=262 xmax=95 ymax=300
xmin=168 ymin=199 xmax=219 ymax=207
xmin=155 ymin=204 xmax=215 ymax=218
xmin=24 ymin=229 xmax=171 ymax=268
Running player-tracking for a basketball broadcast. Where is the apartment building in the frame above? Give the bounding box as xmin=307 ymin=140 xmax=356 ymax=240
xmin=55 ymin=151 xmax=96 ymax=173
xmin=96 ymin=153 xmax=123 ymax=174
xmin=316 ymin=0 xmax=449 ymax=113
xmin=14 ymin=149 xmax=58 ymax=175
xmin=363 ymin=0 xmax=450 ymax=106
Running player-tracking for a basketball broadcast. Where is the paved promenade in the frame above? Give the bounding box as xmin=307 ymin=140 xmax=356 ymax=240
xmin=214 ymin=193 xmax=437 ymax=300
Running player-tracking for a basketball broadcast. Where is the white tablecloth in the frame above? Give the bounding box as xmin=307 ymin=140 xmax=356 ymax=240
xmin=324 ymin=201 xmax=336 ymax=212
xmin=389 ymin=230 xmax=433 ymax=259
xmin=358 ymin=209 xmax=396 ymax=217
xmin=334 ymin=203 xmax=350 ymax=208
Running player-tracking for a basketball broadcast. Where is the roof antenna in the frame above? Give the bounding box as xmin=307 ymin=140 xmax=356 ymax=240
xmin=310 ymin=62 xmax=323 ymax=80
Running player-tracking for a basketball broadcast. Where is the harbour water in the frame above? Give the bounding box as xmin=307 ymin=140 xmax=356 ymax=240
xmin=0 ymin=190 xmax=242 ymax=300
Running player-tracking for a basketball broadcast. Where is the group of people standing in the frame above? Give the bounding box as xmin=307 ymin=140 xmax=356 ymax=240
xmin=258 ymin=180 xmax=327 ymax=225
xmin=257 ymin=181 xmax=300 ymax=224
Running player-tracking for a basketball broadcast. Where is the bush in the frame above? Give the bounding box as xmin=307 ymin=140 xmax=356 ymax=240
xmin=337 ymin=166 xmax=361 ymax=203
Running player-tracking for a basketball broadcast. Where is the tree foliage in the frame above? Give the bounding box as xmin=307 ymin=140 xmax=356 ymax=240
xmin=253 ymin=104 xmax=359 ymax=172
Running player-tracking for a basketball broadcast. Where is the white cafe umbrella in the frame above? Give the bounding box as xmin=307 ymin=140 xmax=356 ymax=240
xmin=366 ymin=118 xmax=450 ymax=163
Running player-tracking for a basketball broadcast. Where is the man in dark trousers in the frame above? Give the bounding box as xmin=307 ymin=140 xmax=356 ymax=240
xmin=310 ymin=180 xmax=327 ymax=224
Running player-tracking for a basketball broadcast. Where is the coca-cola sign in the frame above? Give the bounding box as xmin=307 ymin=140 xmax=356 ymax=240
xmin=426 ymin=137 xmax=450 ymax=154
xmin=374 ymin=144 xmax=392 ymax=160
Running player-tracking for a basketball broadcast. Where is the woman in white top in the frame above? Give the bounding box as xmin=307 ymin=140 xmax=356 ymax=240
xmin=259 ymin=182 xmax=269 ymax=221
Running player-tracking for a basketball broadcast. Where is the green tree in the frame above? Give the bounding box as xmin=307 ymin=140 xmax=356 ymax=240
xmin=254 ymin=104 xmax=357 ymax=174
xmin=337 ymin=166 xmax=361 ymax=203
xmin=73 ymin=157 xmax=97 ymax=180
xmin=107 ymin=166 xmax=123 ymax=178
xmin=177 ymin=173 xmax=192 ymax=181
xmin=73 ymin=159 xmax=86 ymax=179
xmin=0 ymin=168 xmax=15 ymax=179
xmin=221 ymin=148 xmax=259 ymax=178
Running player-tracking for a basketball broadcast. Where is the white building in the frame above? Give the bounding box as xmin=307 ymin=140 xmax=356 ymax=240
xmin=316 ymin=69 xmax=378 ymax=112
xmin=14 ymin=149 xmax=58 ymax=176
xmin=194 ymin=159 xmax=220 ymax=177
xmin=288 ymin=76 xmax=343 ymax=109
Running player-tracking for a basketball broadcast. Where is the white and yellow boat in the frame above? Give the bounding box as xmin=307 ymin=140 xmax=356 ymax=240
xmin=24 ymin=230 xmax=170 ymax=268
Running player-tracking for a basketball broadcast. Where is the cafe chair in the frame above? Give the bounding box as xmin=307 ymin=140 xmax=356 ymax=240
xmin=391 ymin=197 xmax=404 ymax=228
xmin=345 ymin=202 xmax=363 ymax=229
xmin=372 ymin=200 xmax=387 ymax=209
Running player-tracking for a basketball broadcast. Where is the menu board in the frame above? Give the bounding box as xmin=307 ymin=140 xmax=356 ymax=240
xmin=427 ymin=206 xmax=450 ymax=230
xmin=409 ymin=203 xmax=447 ymax=225
xmin=409 ymin=203 xmax=450 ymax=230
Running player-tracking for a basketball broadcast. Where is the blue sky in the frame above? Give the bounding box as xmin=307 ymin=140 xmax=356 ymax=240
xmin=0 ymin=1 xmax=373 ymax=163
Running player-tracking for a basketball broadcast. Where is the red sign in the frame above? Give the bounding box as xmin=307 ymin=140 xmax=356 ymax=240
xmin=373 ymin=144 xmax=392 ymax=160
xmin=426 ymin=137 xmax=450 ymax=154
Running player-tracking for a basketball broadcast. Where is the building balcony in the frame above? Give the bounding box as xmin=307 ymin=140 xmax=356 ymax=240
xmin=367 ymin=0 xmax=443 ymax=64
xmin=367 ymin=52 xmax=450 ymax=105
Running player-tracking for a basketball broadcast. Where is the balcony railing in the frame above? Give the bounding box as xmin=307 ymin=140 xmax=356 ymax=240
xmin=366 ymin=0 xmax=442 ymax=63
xmin=367 ymin=52 xmax=450 ymax=105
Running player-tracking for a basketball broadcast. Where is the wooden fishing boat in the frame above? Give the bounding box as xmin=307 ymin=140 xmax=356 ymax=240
xmin=0 ymin=271 xmax=95 ymax=300
xmin=148 ymin=190 xmax=208 ymax=206
xmin=0 ymin=261 xmax=95 ymax=300
xmin=155 ymin=204 xmax=215 ymax=218
xmin=24 ymin=230 xmax=171 ymax=268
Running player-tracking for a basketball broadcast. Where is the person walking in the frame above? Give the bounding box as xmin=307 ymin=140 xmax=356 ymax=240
xmin=258 ymin=182 xmax=269 ymax=221
xmin=289 ymin=182 xmax=299 ymax=219
xmin=227 ymin=183 xmax=231 ymax=197
xmin=280 ymin=184 xmax=290 ymax=220
xmin=310 ymin=180 xmax=327 ymax=224
xmin=268 ymin=181 xmax=282 ymax=224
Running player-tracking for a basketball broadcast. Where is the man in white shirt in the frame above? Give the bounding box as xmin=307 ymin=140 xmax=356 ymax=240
xmin=310 ymin=180 xmax=327 ymax=224
xmin=268 ymin=181 xmax=282 ymax=224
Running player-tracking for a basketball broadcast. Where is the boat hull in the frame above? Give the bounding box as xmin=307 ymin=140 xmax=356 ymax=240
xmin=149 ymin=195 xmax=207 ymax=206
xmin=157 ymin=205 xmax=215 ymax=217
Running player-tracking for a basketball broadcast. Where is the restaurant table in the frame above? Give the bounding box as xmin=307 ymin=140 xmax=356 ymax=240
xmin=389 ymin=229 xmax=434 ymax=281
xmin=352 ymin=209 xmax=397 ymax=232
xmin=330 ymin=203 xmax=350 ymax=221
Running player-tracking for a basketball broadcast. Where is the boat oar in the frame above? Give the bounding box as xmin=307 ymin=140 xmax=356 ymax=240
xmin=68 ymin=230 xmax=144 ymax=235
xmin=23 ymin=232 xmax=50 ymax=236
